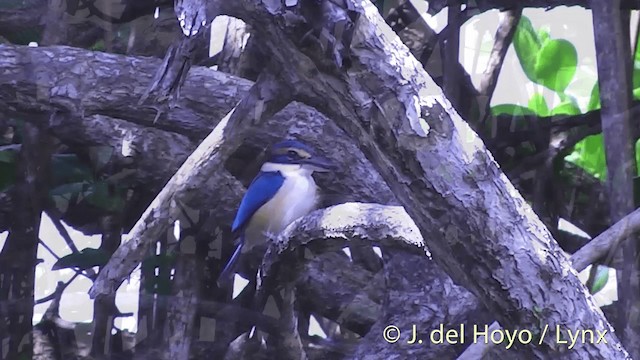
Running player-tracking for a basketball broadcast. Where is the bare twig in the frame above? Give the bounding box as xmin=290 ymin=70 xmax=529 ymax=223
xmin=268 ymin=285 xmax=307 ymax=360
xmin=138 ymin=28 xmax=209 ymax=107
xmin=35 ymin=273 xmax=80 ymax=305
xmin=477 ymin=8 xmax=522 ymax=122
xmin=45 ymin=209 xmax=80 ymax=254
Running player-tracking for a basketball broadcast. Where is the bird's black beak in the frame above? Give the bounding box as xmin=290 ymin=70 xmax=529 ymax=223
xmin=303 ymin=155 xmax=337 ymax=172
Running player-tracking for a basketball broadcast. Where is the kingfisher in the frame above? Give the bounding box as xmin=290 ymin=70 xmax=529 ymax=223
xmin=217 ymin=139 xmax=336 ymax=287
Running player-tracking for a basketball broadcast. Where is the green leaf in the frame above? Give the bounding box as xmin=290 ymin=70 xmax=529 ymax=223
xmin=513 ymin=16 xmax=577 ymax=92
xmin=534 ymin=39 xmax=577 ymax=92
xmin=91 ymin=39 xmax=106 ymax=51
xmin=52 ymin=248 xmax=111 ymax=270
xmin=565 ymin=134 xmax=607 ymax=181
xmin=513 ymin=17 xmax=542 ymax=82
xmin=632 ymin=65 xmax=640 ymax=90
xmin=589 ymin=265 xmax=609 ymax=294
xmin=537 ymin=28 xmax=550 ymax=44
xmin=528 ymin=93 xmax=550 ymax=116
xmin=0 ymin=151 xmax=14 ymax=163
xmin=51 ymin=195 xmax=70 ymax=213
xmin=0 ymin=145 xmax=20 ymax=162
xmin=551 ymin=101 xmax=581 ymax=116
xmin=587 ymin=83 xmax=600 ymax=111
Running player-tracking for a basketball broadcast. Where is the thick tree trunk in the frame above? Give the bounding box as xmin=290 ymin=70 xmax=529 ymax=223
xmin=0 ymin=122 xmax=51 ymax=359
xmin=592 ymin=0 xmax=640 ymax=357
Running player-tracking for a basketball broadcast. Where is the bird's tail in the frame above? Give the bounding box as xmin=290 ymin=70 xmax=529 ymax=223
xmin=217 ymin=241 xmax=244 ymax=287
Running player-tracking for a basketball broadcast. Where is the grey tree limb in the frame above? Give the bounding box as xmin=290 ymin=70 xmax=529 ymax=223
xmin=0 ymin=43 xmax=617 ymax=217
xmin=477 ymin=9 xmax=522 ymax=123
xmin=572 ymin=207 xmax=640 ymax=272
xmin=0 ymin=121 xmax=52 ymax=359
xmin=259 ymin=203 xmax=426 ymax=288
xmin=259 ymin=203 xmax=491 ymax=359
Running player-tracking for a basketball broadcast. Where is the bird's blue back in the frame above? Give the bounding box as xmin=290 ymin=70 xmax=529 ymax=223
xmin=217 ymin=170 xmax=285 ymax=286
xmin=231 ymin=170 xmax=285 ymax=234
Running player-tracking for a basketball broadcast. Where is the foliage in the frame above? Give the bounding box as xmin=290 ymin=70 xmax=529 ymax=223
xmin=492 ymin=15 xmax=628 ymax=294
xmin=495 ymin=15 xmax=640 ymax=182
xmin=513 ymin=17 xmax=577 ymax=93
xmin=47 ymin=146 xmax=129 ymax=213
xmin=589 ymin=265 xmax=609 ymax=294
xmin=0 ymin=126 xmax=129 ymax=214
xmin=52 ymin=248 xmax=111 ymax=270
xmin=564 ymin=22 xmax=640 ymax=181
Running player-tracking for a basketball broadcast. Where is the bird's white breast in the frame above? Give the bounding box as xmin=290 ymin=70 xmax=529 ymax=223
xmin=243 ymin=163 xmax=319 ymax=252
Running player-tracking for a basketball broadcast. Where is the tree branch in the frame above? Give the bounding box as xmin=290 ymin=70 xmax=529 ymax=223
xmin=259 ymin=203 xmax=492 ymax=359
xmin=477 ymin=9 xmax=522 ymax=122
xmin=572 ymin=207 xmax=640 ymax=272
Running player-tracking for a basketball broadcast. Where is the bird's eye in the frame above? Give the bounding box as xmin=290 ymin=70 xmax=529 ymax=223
xmin=287 ymin=150 xmax=299 ymax=158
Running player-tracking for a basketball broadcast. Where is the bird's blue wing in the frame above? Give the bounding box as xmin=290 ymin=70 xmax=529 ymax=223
xmin=231 ymin=171 xmax=285 ymax=233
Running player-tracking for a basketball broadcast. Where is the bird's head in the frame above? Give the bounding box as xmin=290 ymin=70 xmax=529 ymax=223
xmin=265 ymin=140 xmax=336 ymax=172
